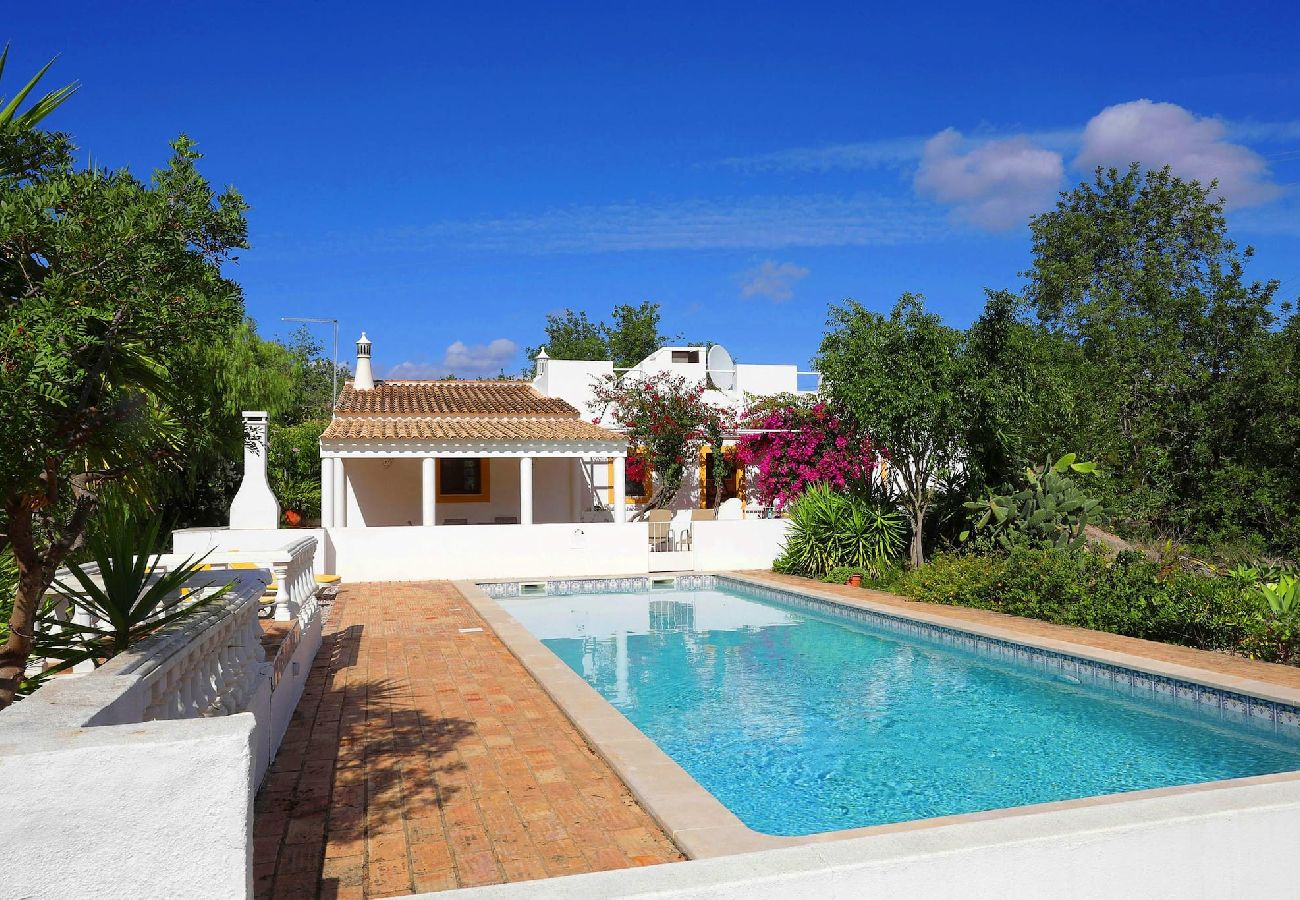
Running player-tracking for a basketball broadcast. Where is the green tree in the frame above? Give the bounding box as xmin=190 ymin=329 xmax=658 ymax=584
xmin=605 ymin=301 xmax=673 ymax=369
xmin=1024 ymin=164 xmax=1283 ymax=542
xmin=525 ymin=300 xmax=677 ymax=370
xmin=817 ymin=294 xmax=969 ymax=568
xmin=0 ymin=92 xmax=248 ymax=705
xmin=527 ymin=309 xmax=607 ymax=364
xmin=961 ymin=289 xmax=1098 ymax=496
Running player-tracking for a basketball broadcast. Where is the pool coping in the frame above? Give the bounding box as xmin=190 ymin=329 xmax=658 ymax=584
xmin=454 ymin=572 xmax=1300 ymax=859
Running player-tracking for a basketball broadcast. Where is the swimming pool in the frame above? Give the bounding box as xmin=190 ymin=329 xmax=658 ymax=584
xmin=496 ymin=577 xmax=1300 ymax=836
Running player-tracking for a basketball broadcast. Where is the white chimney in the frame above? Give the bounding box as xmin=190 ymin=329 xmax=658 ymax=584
xmin=354 ymin=332 xmax=374 ymax=390
xmin=228 ymin=411 xmax=280 ymax=529
xmin=532 ymin=346 xmax=549 ymax=392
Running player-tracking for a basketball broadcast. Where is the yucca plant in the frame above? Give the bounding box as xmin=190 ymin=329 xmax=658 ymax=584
xmin=0 ymin=45 xmax=79 ymax=133
xmin=41 ymin=507 xmax=229 ymax=672
xmin=776 ymin=484 xmax=905 ymax=578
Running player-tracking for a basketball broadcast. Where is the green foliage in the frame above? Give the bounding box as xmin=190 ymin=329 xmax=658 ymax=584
xmin=44 ymin=506 xmax=229 ymax=670
xmin=900 ymin=547 xmax=1256 ymax=654
xmin=1248 ymin=575 xmax=1300 ymax=663
xmin=0 ymin=46 xmax=78 ymax=133
xmin=0 ymin=72 xmax=249 ymax=701
xmin=962 ymin=454 xmax=1104 ymax=551
xmin=822 ymin=565 xmax=865 ymax=585
xmin=269 ymin=420 xmax=328 ymax=521
xmin=1024 ymin=164 xmax=1291 ymax=547
xmin=776 ymin=484 xmax=905 ymax=578
xmin=0 ymin=46 xmax=77 ymax=180
xmin=526 ymin=300 xmax=679 ymax=371
xmin=817 ymin=293 xmax=969 ymax=567
xmin=529 ymin=309 xmax=607 ymax=365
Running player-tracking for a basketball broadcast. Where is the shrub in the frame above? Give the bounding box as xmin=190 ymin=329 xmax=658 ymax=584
xmin=899 ymin=546 xmax=1255 ymax=655
xmin=822 ymin=565 xmax=866 ymax=585
xmin=269 ymin=419 xmax=327 ymax=523
xmin=775 ymin=484 xmax=905 ymax=578
xmin=1244 ymin=575 xmax=1300 ymax=663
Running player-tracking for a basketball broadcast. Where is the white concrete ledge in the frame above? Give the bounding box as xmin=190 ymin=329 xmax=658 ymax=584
xmin=427 ymin=772 xmax=1300 ymax=898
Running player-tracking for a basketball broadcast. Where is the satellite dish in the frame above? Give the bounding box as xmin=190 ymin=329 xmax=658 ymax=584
xmin=706 ymin=344 xmax=736 ymax=392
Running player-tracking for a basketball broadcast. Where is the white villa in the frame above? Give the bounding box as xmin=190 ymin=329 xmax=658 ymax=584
xmin=318 ymin=333 xmax=816 ymax=534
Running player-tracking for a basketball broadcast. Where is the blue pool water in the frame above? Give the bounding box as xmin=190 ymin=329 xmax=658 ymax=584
xmin=499 ymin=582 xmax=1300 ymax=836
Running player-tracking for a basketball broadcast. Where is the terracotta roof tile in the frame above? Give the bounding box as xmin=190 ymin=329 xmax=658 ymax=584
xmin=320 ymin=416 xmax=621 ymax=444
xmin=334 ymin=381 xmax=577 ymax=416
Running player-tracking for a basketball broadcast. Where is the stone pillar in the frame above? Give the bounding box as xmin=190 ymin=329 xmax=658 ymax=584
xmin=332 ymin=457 xmax=348 ymax=527
xmin=320 ymin=457 xmax=334 ymax=530
xmin=422 ymin=457 xmax=436 ymax=526
xmin=612 ymin=455 xmax=626 ymax=524
xmin=520 ymin=456 xmax=534 ymax=526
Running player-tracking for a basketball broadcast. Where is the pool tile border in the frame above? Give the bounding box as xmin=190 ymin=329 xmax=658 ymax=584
xmin=460 ymin=571 xmax=1300 ymax=860
xmin=478 ymin=574 xmax=715 ymax=599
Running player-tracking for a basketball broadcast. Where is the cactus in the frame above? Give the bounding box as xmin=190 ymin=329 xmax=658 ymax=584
xmin=961 ymin=453 xmax=1104 ymax=551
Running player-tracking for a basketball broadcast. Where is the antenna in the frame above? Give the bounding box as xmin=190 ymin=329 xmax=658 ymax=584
xmin=706 ymin=344 xmax=736 ymax=392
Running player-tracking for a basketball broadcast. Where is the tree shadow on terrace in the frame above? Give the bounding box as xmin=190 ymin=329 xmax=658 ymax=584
xmin=254 ymin=621 xmax=477 ymax=899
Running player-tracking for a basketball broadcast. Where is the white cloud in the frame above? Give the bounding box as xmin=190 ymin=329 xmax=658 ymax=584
xmin=913 ymin=129 xmax=1064 ymax=230
xmin=384 ymin=361 xmax=443 ymax=379
xmin=385 ymin=338 xmax=519 ymax=379
xmin=740 ymin=260 xmax=810 ymax=302
xmin=442 ymin=338 xmax=518 ymax=376
xmin=1075 ymin=100 xmax=1282 ymax=207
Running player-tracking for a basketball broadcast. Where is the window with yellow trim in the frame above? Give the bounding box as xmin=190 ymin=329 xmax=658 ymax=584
xmin=437 ymin=458 xmax=491 ymax=503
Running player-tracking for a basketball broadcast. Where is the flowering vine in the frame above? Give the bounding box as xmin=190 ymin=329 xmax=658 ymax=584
xmin=589 ymin=372 xmax=732 ymax=519
xmin=736 ymin=398 xmax=882 ymax=509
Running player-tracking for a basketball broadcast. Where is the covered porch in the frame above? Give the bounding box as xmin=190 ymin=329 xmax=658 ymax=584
xmin=320 ymin=445 xmax=629 ymax=528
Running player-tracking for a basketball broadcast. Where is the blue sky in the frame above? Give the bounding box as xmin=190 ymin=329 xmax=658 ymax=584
xmin=10 ymin=1 xmax=1300 ymax=376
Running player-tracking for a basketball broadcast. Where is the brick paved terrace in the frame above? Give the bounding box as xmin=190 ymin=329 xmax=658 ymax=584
xmin=254 ymin=582 xmax=683 ymax=899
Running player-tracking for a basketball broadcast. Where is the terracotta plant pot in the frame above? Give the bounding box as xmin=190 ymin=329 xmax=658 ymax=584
xmin=283 ymin=508 xmax=303 ymax=528
xmin=847 ymin=574 xmax=862 ymax=587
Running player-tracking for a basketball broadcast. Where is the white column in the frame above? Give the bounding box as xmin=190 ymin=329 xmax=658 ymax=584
xmin=320 ymin=457 xmax=334 ymax=530
xmin=332 ymin=457 xmax=347 ymax=527
xmin=520 ymin=456 xmax=534 ymax=525
xmin=421 ymin=457 xmax=436 ymax=526
xmin=612 ymin=454 xmax=626 ymax=524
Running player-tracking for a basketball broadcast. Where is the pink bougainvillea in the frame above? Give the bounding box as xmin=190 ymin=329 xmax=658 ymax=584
xmin=736 ymin=400 xmax=882 ymax=509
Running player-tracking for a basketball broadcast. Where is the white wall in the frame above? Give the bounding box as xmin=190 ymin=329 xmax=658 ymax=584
xmin=535 ymin=358 xmax=614 ymax=414
xmin=326 ymin=522 xmax=650 ymax=581
xmin=692 ymin=519 xmax=789 ymax=570
xmin=427 ymin=774 xmax=1300 ymax=900
xmin=736 ymin=363 xmax=798 ymax=396
xmin=346 ymin=457 xmax=421 ymax=526
xmin=323 ymin=520 xmax=788 ymax=581
xmin=0 ymin=715 xmax=256 ymax=899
